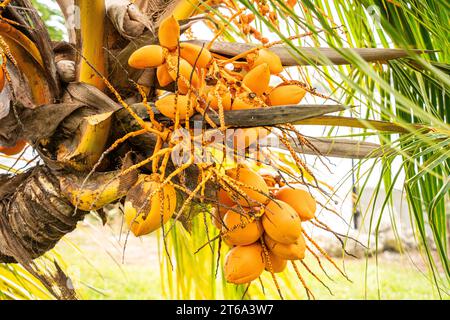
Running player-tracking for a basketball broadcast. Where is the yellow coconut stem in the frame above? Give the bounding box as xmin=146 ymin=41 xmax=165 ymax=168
xmin=77 ymin=0 xmax=106 ymax=90
xmin=57 ymin=112 xmax=113 ymax=171
xmin=172 ymin=0 xmax=200 ymax=20
xmin=59 ymin=170 xmax=139 ymax=211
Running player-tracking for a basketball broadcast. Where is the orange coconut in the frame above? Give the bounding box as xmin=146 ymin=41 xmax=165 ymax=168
xmin=263 ymin=250 xmax=287 ymax=273
xmin=221 ymin=209 xmax=263 ymax=246
xmin=158 ymin=15 xmax=180 ymax=51
xmin=155 ymin=94 xmax=196 ymax=120
xmin=286 ymin=0 xmax=297 ymax=10
xmin=226 ymin=167 xmax=270 ymax=207
xmin=233 ymin=127 xmax=270 ymax=150
xmin=179 ymin=43 xmax=213 ymax=69
xmin=242 ymin=63 xmax=270 ymax=95
xmin=213 ymin=188 xmax=235 ymax=229
xmin=124 ymin=175 xmax=177 ymax=237
xmin=218 ymin=188 xmax=235 ymax=215
xmin=224 ymin=243 xmax=265 ymax=284
xmin=262 ymin=199 xmax=302 ymax=244
xmin=205 ymin=85 xmax=232 ymax=111
xmin=231 ymin=94 xmax=260 ymax=110
xmin=248 ymin=49 xmax=284 ymax=74
xmin=275 ymin=187 xmax=317 ymax=221
xmin=264 ymin=233 xmax=306 ymax=260
xmin=268 ymin=85 xmax=306 ymax=106
xmin=166 ymin=55 xmax=200 ymax=94
xmin=128 ymin=45 xmax=166 ymax=69
xmin=156 ymin=64 xmax=174 ymax=87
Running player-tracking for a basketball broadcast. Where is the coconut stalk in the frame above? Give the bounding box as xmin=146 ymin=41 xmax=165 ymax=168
xmin=76 ymin=0 xmax=106 ymax=91
xmin=59 ymin=158 xmax=139 ymax=211
xmin=56 ymin=112 xmax=113 ymax=171
xmin=172 ymin=0 xmax=200 ymax=19
xmin=65 ymin=1 xmax=111 ymax=171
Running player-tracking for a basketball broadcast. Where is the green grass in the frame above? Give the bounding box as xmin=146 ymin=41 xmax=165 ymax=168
xmin=292 ymin=258 xmax=439 ymax=300
xmin=54 ymin=221 xmax=444 ymax=300
xmin=73 ymin=264 xmax=162 ymax=300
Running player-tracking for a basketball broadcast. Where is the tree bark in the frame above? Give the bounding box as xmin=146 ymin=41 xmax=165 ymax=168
xmin=0 ymin=166 xmax=86 ymax=263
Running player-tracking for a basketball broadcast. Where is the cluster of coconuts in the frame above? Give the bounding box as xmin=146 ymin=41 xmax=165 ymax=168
xmin=214 ymin=166 xmax=317 ymax=284
xmin=128 ymin=16 xmax=308 ymax=121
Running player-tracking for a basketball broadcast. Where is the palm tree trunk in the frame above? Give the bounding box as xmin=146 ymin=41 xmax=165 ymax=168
xmin=0 ymin=166 xmax=86 ymax=264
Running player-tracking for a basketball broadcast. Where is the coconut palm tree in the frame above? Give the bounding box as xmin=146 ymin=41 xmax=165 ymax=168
xmin=0 ymin=0 xmax=448 ymax=299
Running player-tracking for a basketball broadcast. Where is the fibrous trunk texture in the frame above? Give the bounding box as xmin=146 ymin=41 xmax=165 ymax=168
xmin=0 ymin=166 xmax=87 ymax=263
